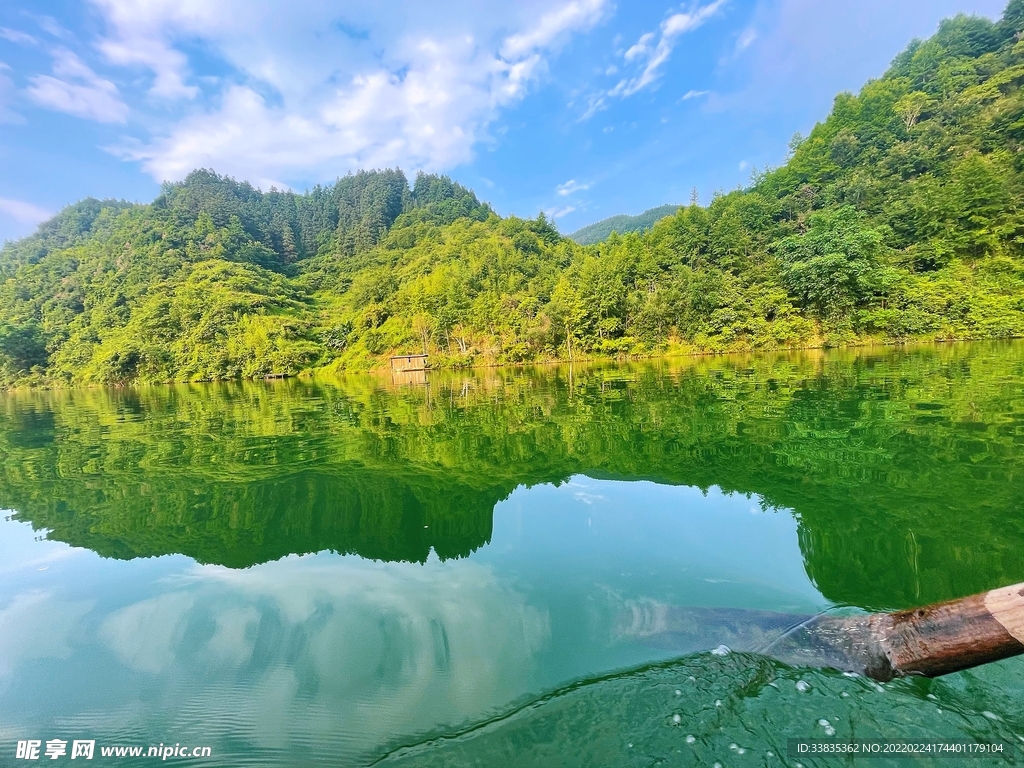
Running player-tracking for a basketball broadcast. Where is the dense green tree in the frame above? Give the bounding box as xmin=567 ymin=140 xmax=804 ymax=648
xmin=0 ymin=321 xmax=47 ymax=375
xmin=775 ymin=207 xmax=887 ymax=320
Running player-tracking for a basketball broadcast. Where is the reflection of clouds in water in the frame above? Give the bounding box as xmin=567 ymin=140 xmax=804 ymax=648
xmin=0 ymin=545 xmax=81 ymax=575
xmin=248 ymin=666 xmax=301 ymax=750
xmin=0 ymin=591 xmax=94 ymax=675
xmin=100 ymin=592 xmax=196 ymax=674
xmin=566 ymin=480 xmax=606 ymax=506
xmin=94 ymin=555 xmax=549 ymax=757
xmin=204 ymin=605 xmax=261 ymax=664
xmin=0 ymin=516 xmax=83 ymax=575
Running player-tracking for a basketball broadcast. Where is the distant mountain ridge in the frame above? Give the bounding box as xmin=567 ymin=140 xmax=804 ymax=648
xmin=569 ymin=205 xmax=681 ymax=245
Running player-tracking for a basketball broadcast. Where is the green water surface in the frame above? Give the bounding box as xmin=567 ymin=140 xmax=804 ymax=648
xmin=1 ymin=342 xmax=1023 ymax=766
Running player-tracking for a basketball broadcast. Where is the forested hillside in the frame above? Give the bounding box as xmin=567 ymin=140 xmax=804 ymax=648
xmin=568 ymin=205 xmax=681 ymax=245
xmin=3 ymin=1 xmax=1024 ymax=386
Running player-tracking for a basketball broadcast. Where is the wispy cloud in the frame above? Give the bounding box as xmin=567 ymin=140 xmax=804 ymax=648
xmin=35 ymin=16 xmax=72 ymax=40
xmin=581 ymin=94 xmax=608 ymax=120
xmin=581 ymin=0 xmax=726 ymax=120
xmin=681 ymin=89 xmax=709 ymax=100
xmin=610 ymin=0 xmax=726 ymax=98
xmin=0 ymin=197 xmax=52 ymax=225
xmin=735 ymin=27 xmax=756 ymax=51
xmin=502 ymin=0 xmax=610 ymax=59
xmin=27 ymin=49 xmax=128 ymax=123
xmin=545 ymin=204 xmax=577 ymax=220
xmin=0 ymin=27 xmax=38 ymax=46
xmin=89 ymin=0 xmax=201 ymax=99
xmin=623 ymin=32 xmax=655 ymax=62
xmin=556 ymin=179 xmax=589 ymax=196
xmin=99 ymin=37 xmax=197 ymax=100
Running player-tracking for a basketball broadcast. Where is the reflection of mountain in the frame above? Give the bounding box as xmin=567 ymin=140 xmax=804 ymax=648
xmin=2 ymin=466 xmax=502 ymax=567
xmin=1 ymin=342 xmax=1023 ymax=609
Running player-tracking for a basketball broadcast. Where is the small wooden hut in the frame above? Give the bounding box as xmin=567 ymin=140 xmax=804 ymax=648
xmin=390 ymin=353 xmax=428 ymax=373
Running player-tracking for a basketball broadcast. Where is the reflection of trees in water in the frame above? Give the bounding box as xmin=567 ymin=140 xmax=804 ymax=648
xmin=1 ymin=468 xmax=501 ymax=567
xmin=1 ymin=341 xmax=1023 ymax=609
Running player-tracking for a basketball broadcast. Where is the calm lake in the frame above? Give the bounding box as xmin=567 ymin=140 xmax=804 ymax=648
xmin=2 ymin=342 xmax=1024 ymax=766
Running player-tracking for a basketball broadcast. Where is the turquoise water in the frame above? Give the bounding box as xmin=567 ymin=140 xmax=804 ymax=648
xmin=1 ymin=342 xmax=1023 ymax=765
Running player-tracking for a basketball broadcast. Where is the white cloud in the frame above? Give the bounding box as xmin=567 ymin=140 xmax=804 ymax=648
xmin=0 ymin=197 xmax=52 ymax=225
xmin=623 ymin=32 xmax=654 ymax=62
xmin=501 ymin=0 xmax=609 ymax=59
xmin=581 ymin=0 xmax=725 ymax=120
xmin=556 ymin=178 xmax=589 ymax=196
xmin=100 ymin=37 xmax=197 ymax=100
xmin=27 ymin=49 xmax=128 ymax=123
xmin=581 ymin=93 xmax=607 ymax=120
xmin=35 ymin=16 xmax=72 ymax=40
xmin=738 ymin=159 xmax=749 ymax=170
xmin=84 ymin=0 xmax=611 ymax=184
xmin=0 ymin=27 xmax=39 ymax=46
xmin=735 ymin=27 xmax=756 ymax=51
xmin=545 ymin=204 xmax=577 ymax=219
xmin=119 ymin=34 xmax=528 ymax=185
xmin=610 ymin=0 xmax=726 ymax=98
xmin=681 ymin=89 xmax=709 ymax=100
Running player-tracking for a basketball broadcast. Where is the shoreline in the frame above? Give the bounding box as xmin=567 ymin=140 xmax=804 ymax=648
xmin=2 ymin=335 xmax=1020 ymax=394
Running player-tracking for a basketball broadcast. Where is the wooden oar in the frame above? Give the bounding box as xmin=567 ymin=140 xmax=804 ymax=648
xmin=853 ymin=582 xmax=1024 ymax=680
xmin=629 ymin=583 xmax=1024 ymax=681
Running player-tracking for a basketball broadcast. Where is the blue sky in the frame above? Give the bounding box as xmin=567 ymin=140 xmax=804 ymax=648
xmin=0 ymin=0 xmax=1008 ymax=243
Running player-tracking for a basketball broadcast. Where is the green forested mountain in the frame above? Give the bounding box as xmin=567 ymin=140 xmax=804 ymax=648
xmin=568 ymin=205 xmax=682 ymax=245
xmin=3 ymin=2 xmax=1024 ymax=387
